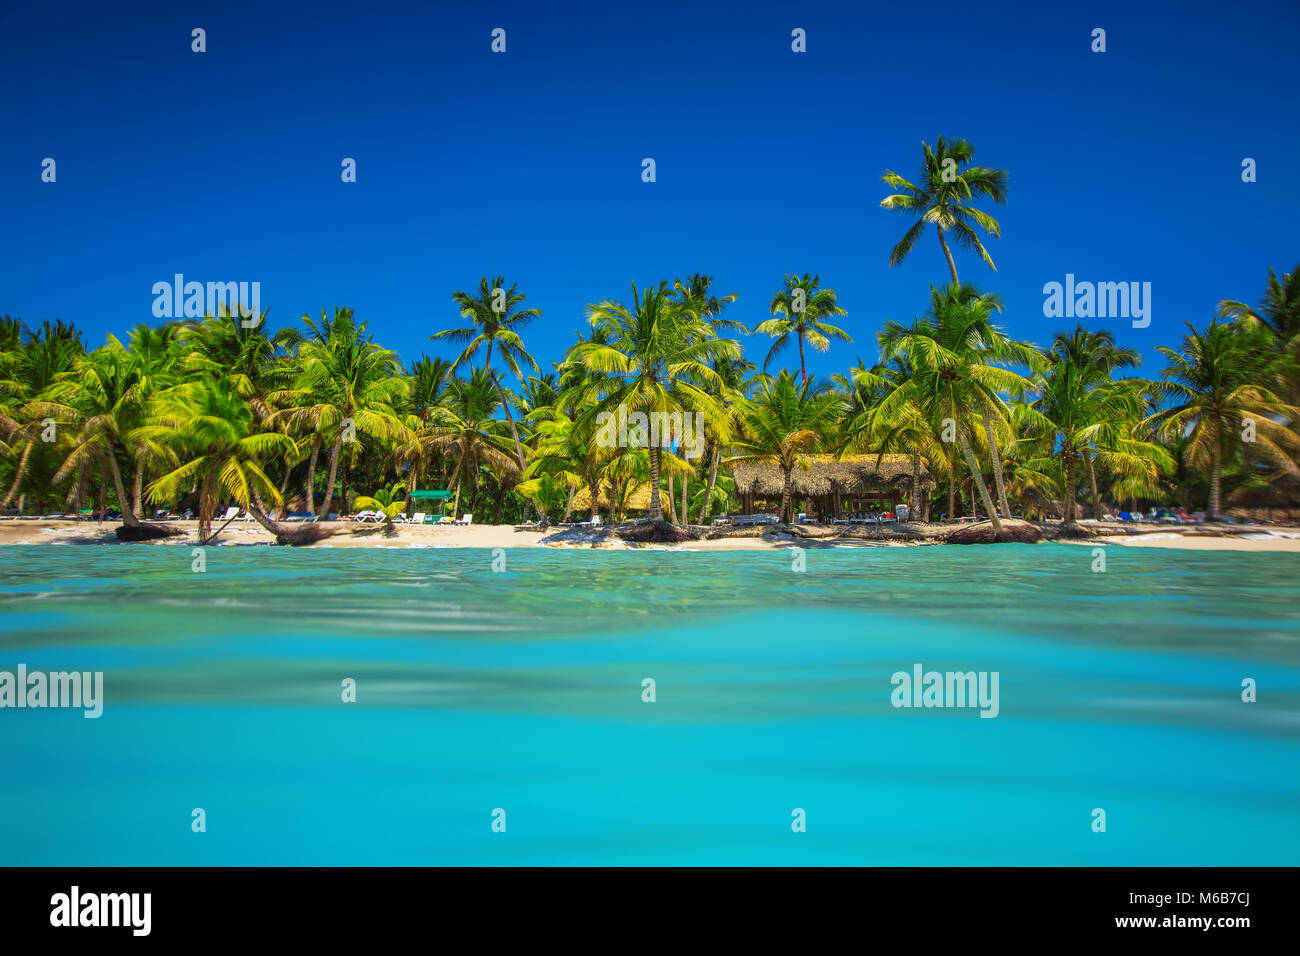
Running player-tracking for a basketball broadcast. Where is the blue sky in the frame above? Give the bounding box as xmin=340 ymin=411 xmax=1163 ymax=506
xmin=2 ymin=0 xmax=1297 ymax=385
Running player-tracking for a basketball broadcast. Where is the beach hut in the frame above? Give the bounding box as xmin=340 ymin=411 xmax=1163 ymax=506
xmin=728 ymin=453 xmax=934 ymax=522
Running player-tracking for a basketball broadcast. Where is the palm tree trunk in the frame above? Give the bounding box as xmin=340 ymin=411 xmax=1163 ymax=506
xmin=797 ymin=333 xmax=808 ymax=387
xmin=132 ymin=460 xmax=145 ymax=517
xmin=105 ymin=451 xmax=140 ymax=526
xmin=321 ymin=436 xmax=343 ymax=519
xmin=276 ymin=461 xmax=293 ymax=520
xmin=1 ymin=441 xmax=33 ymax=512
xmin=681 ymin=468 xmax=688 ymax=526
xmin=451 ymin=455 xmax=464 ymax=520
xmin=780 ymin=466 xmax=793 ymax=523
xmin=937 ymin=225 xmax=959 ymax=285
xmin=947 ymin=466 xmax=956 ymax=521
xmin=1063 ymin=454 xmax=1078 ymax=526
xmin=648 ymin=446 xmax=663 ymax=521
xmin=1209 ymin=433 xmax=1223 ymax=520
xmin=1085 ymin=450 xmax=1102 ymax=519
xmin=697 ymin=439 xmax=721 ymax=524
xmin=910 ymin=446 xmax=921 ymax=521
xmin=246 ymin=491 xmax=295 ymax=538
xmin=562 ymin=483 xmax=575 ymax=523
xmin=305 ymin=435 xmax=321 ymax=515
xmin=63 ymin=462 xmax=87 ymax=513
xmin=958 ymin=429 xmax=1003 ymax=535
xmin=666 ymin=474 xmax=678 ymax=524
xmin=982 ymin=409 xmax=1011 ymax=519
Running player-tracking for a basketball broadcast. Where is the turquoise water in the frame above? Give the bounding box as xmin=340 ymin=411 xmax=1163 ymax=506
xmin=0 ymin=542 xmax=1297 ymax=865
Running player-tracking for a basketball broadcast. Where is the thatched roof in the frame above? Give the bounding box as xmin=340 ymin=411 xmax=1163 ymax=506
xmin=729 ymin=454 xmax=934 ymax=497
xmin=572 ymin=483 xmax=669 ymax=512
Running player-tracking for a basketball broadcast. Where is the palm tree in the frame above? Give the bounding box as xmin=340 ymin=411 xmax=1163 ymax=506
xmin=276 ymin=310 xmax=411 ymax=519
xmin=568 ymin=281 xmax=739 ymax=522
xmin=352 ymin=480 xmax=408 ymax=529
xmin=728 ymin=371 xmax=843 ymax=523
xmin=422 ymin=369 xmax=522 ymax=519
xmin=133 ymin=378 xmax=295 ymax=540
xmin=0 ymin=321 xmax=85 ymax=512
xmin=839 ymin=357 xmax=943 ymax=521
xmin=694 ymin=354 xmax=753 ymax=523
xmin=432 ymin=277 xmax=541 ymax=473
xmin=880 ymin=137 xmax=1008 ymax=284
xmin=755 ymin=273 xmax=852 ymax=386
xmin=1044 ymin=325 xmax=1142 ymax=518
xmin=1218 ymin=263 xmax=1300 ymax=401
xmin=1019 ymin=331 xmax=1168 ymax=529
xmin=877 ymin=286 xmax=1033 ymax=535
xmin=47 ymin=343 xmax=148 ymax=526
xmin=1149 ymin=318 xmax=1299 ymax=520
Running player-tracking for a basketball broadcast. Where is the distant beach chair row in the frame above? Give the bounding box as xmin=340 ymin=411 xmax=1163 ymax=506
xmin=1109 ymin=509 xmax=1203 ymax=524
xmin=831 ymin=512 xmax=898 ymax=526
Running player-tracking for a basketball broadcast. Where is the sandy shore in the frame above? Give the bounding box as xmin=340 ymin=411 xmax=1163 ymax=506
xmin=1 ymin=518 xmax=1299 ymax=551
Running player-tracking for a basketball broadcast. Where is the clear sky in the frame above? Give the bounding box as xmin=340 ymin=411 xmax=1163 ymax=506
xmin=2 ymin=0 xmax=1297 ymax=384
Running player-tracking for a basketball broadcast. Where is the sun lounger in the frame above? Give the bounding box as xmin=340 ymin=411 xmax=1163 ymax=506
xmin=453 ymin=513 xmax=473 ymax=526
xmin=350 ymin=510 xmax=383 ymax=523
xmin=217 ymin=506 xmax=239 ymax=522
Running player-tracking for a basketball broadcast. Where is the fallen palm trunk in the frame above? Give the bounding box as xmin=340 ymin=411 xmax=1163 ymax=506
xmin=114 ymin=523 xmax=185 ymax=542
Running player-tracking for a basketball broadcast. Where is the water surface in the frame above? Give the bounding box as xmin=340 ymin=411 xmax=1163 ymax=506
xmin=1 ymin=543 xmax=1297 ymax=865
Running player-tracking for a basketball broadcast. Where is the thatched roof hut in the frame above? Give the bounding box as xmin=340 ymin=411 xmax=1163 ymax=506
xmin=729 ymin=454 xmax=933 ymax=499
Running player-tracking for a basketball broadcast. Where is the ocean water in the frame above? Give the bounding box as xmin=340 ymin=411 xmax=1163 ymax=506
xmin=0 ymin=542 xmax=1297 ymax=866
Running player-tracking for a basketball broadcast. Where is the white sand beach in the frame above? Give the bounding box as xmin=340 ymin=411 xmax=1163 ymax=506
xmin=3 ymin=518 xmax=1299 ymax=552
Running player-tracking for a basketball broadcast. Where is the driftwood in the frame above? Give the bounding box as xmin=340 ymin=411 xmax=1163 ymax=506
xmin=945 ymin=519 xmax=1046 ymax=544
xmin=615 ymin=519 xmax=700 ymax=544
xmin=114 ymin=522 xmax=186 ymax=542
xmin=274 ymin=523 xmax=338 ymax=546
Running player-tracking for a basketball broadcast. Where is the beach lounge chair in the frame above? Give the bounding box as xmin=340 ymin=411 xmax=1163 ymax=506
xmin=453 ymin=513 xmax=473 ymax=526
xmin=350 ymin=510 xmax=382 ymax=523
xmin=217 ymin=506 xmax=239 ymax=522
xmin=408 ymin=512 xmax=427 ymax=526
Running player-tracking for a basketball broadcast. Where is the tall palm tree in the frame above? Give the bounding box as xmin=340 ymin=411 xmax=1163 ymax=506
xmin=568 ymin=281 xmax=739 ymax=522
xmin=1149 ymin=318 xmax=1299 ymax=520
xmin=728 ymin=371 xmax=843 ymax=523
xmin=880 ymin=137 xmax=1008 ymax=284
xmin=432 ymin=277 xmax=541 ymax=473
xmin=756 ymin=273 xmax=852 ymax=386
